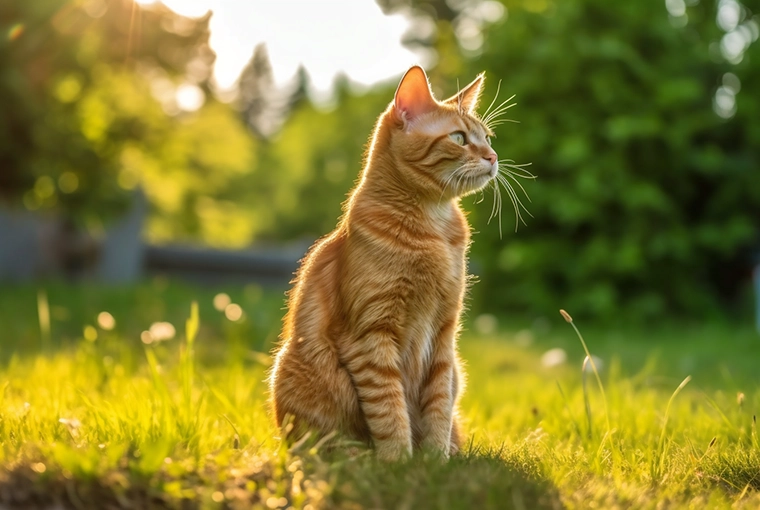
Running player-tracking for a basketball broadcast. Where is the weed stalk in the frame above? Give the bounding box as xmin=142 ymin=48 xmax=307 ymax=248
xmin=559 ymin=310 xmax=610 ymax=434
xmin=652 ymin=375 xmax=691 ymax=483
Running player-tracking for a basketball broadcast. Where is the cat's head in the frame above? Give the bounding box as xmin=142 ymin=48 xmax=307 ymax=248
xmin=375 ymin=65 xmax=498 ymax=200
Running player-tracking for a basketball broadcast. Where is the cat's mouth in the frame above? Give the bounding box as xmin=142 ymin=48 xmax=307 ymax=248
xmin=478 ymin=165 xmax=498 ymax=181
xmin=465 ymin=169 xmax=497 ymax=193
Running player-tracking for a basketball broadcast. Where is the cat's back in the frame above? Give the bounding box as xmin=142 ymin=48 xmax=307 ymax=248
xmin=282 ymin=228 xmax=347 ymax=341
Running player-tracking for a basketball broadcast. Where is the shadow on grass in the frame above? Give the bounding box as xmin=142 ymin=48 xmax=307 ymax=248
xmin=320 ymin=443 xmax=563 ymax=510
xmin=0 ymin=443 xmax=564 ymax=509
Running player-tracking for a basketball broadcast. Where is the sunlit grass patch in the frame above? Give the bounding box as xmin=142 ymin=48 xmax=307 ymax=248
xmin=0 ymin=283 xmax=758 ymax=508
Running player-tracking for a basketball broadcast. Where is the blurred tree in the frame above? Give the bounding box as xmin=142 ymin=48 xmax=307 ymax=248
xmin=285 ymin=64 xmax=310 ymax=112
xmin=456 ymin=0 xmax=760 ymax=320
xmin=240 ymin=75 xmax=393 ymax=243
xmin=0 ymin=0 xmax=212 ymax=221
xmin=238 ymin=43 xmax=285 ymax=139
xmin=0 ymin=0 xmax=260 ymax=248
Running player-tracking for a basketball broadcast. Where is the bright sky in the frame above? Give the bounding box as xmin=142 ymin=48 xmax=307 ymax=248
xmin=137 ymin=0 xmax=420 ymax=93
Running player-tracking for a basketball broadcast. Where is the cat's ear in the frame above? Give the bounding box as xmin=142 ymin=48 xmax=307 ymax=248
xmin=394 ymin=66 xmax=437 ymax=124
xmin=445 ymin=72 xmax=485 ymax=114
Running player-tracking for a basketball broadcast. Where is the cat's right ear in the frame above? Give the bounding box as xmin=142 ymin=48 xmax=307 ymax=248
xmin=394 ymin=66 xmax=437 ymax=126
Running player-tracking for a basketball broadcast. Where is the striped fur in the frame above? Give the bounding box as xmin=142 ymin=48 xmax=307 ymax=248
xmin=269 ymin=66 xmax=498 ymax=461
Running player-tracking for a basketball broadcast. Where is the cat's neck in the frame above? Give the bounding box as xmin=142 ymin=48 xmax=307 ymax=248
xmin=346 ymin=175 xmax=462 ymax=238
xmin=357 ymin=170 xmax=457 ymax=211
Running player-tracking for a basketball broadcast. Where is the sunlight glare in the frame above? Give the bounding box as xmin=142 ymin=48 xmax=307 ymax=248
xmin=175 ymin=83 xmax=205 ymax=112
xmin=153 ymin=0 xmax=419 ymax=94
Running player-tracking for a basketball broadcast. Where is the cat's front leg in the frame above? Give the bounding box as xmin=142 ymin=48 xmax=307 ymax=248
xmin=344 ymin=330 xmax=412 ymax=462
xmin=419 ymin=322 xmax=457 ymax=457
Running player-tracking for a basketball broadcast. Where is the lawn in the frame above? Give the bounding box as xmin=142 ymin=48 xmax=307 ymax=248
xmin=0 ymin=280 xmax=758 ymax=509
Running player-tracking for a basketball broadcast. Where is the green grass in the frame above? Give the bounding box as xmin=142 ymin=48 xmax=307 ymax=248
xmin=0 ymin=280 xmax=758 ymax=508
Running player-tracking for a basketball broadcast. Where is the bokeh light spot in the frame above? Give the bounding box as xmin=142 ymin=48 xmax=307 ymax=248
xmin=83 ymin=0 xmax=108 ymax=18
xmin=117 ymin=168 xmax=139 ymax=190
xmin=474 ymin=314 xmax=498 ymax=335
xmin=665 ymin=0 xmax=686 ymax=18
xmin=717 ymin=0 xmax=740 ymax=32
xmin=713 ymin=86 xmax=736 ymax=119
xmin=213 ymin=293 xmax=231 ymax=311
xmin=541 ymin=348 xmax=567 ymax=368
xmin=175 ymin=83 xmax=205 ymax=112
xmin=224 ymin=303 xmax=243 ymax=322
xmin=149 ymin=322 xmax=176 ymax=342
xmin=55 ymin=75 xmax=82 ymax=103
xmin=97 ymin=311 xmax=116 ymax=331
xmin=58 ymin=172 xmax=79 ymax=193
xmin=34 ymin=176 xmax=55 ymax=199
xmin=84 ymin=325 xmax=98 ymax=342
xmin=8 ymin=24 xmax=24 ymax=42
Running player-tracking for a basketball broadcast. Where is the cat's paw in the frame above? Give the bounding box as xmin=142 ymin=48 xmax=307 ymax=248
xmin=374 ymin=438 xmax=413 ymax=462
xmin=420 ymin=437 xmax=451 ymax=462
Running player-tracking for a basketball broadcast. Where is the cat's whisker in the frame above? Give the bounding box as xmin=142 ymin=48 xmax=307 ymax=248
xmin=481 ymin=80 xmax=503 ymax=120
xmin=488 ymin=181 xmax=498 ymax=223
xmin=484 ymin=99 xmax=517 ymax=118
xmin=501 ymin=167 xmax=534 ymax=175
xmin=482 ymin=94 xmax=516 ymax=125
xmin=486 ymin=119 xmax=520 ymax=127
xmin=438 ymin=169 xmax=461 ymax=203
xmin=503 ymin=182 xmax=532 ymax=225
xmin=503 ymin=171 xmax=533 ymax=204
xmin=498 ymin=161 xmax=536 ymax=179
xmin=505 ymin=169 xmax=536 ymax=180
xmin=498 ymin=159 xmax=533 ymax=168
xmin=484 ymin=115 xmax=518 ymax=131
xmin=483 ymin=105 xmax=517 ymax=129
xmin=453 ymin=171 xmax=466 ymax=195
xmin=495 ymin=172 xmax=532 ymax=231
xmin=495 ymin=174 xmax=521 ymax=232
xmin=496 ymin=181 xmax=503 ymax=238
xmin=500 ymin=174 xmax=532 ymax=218
xmin=505 ymin=186 xmax=529 ymax=229
xmin=483 ymin=101 xmax=518 ymax=132
xmin=487 ymin=178 xmax=503 ymax=239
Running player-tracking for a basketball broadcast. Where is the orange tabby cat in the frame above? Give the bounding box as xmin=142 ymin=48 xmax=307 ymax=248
xmin=269 ymin=66 xmax=498 ymax=461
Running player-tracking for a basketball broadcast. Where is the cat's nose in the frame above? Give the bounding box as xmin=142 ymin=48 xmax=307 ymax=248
xmin=484 ymin=151 xmax=497 ymax=165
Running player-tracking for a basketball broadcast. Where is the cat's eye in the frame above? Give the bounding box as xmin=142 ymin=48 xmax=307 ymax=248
xmin=449 ymin=131 xmax=467 ymax=146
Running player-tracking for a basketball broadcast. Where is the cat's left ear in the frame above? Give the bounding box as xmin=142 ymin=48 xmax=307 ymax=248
xmin=445 ymin=72 xmax=485 ymax=114
xmin=394 ymin=66 xmax=437 ymax=125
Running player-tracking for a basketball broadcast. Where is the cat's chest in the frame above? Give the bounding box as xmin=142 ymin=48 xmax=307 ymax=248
xmin=419 ymin=205 xmax=468 ymax=284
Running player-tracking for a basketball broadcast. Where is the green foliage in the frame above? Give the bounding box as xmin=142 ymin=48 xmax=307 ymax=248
xmin=457 ymin=0 xmax=760 ymax=319
xmin=0 ymin=0 xmax=259 ymax=246
xmin=248 ymin=79 xmax=393 ymax=241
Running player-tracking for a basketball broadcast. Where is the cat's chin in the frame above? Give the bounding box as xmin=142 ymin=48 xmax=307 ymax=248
xmin=457 ymin=173 xmax=495 ymax=197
